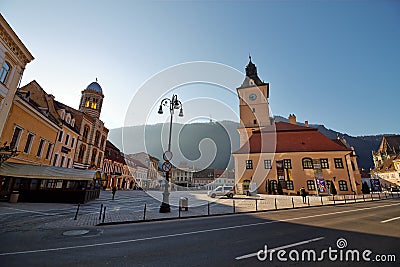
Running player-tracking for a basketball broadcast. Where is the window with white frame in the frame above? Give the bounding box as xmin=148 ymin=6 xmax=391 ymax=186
xmin=45 ymin=143 xmax=53 ymax=160
xmin=36 ymin=139 xmax=45 ymax=157
xmin=0 ymin=61 xmax=11 ymax=84
xmin=23 ymin=133 xmax=35 ymax=153
xmin=10 ymin=126 xmax=23 ymax=150
xmin=338 ymin=180 xmax=348 ymax=191
xmin=264 ymin=159 xmax=272 ymax=169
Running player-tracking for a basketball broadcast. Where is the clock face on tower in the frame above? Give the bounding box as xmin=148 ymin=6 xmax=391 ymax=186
xmin=249 ymin=93 xmax=257 ymax=101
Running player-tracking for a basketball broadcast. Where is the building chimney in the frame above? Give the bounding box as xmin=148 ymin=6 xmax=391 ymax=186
xmin=288 ymin=114 xmax=296 ymax=125
xmin=305 ymin=121 xmax=309 ymax=127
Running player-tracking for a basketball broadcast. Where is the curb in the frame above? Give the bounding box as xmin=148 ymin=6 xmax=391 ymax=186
xmin=97 ymin=197 xmax=399 ymax=227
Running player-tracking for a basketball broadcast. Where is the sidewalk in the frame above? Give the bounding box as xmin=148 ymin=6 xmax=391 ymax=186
xmin=1 ymin=190 xmax=398 ymax=231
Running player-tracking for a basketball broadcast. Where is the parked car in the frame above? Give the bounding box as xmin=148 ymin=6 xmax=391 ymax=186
xmin=208 ymin=185 xmax=234 ymax=198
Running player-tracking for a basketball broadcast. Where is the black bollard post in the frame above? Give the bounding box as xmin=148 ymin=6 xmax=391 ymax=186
xmin=353 ymin=192 xmax=356 ymax=202
xmin=291 ymin=197 xmax=295 ymax=208
xmin=74 ymin=204 xmax=80 ymax=220
xmin=363 ymin=194 xmax=365 ymax=202
xmin=333 ymin=195 xmax=336 ymax=205
xmin=307 ymin=197 xmax=310 ymax=207
xmin=256 ymin=199 xmax=258 ymax=211
xmin=371 ymin=193 xmax=373 ymax=201
xmin=320 ymin=196 xmax=323 ymax=206
xmin=233 ymin=200 xmax=235 ymax=213
xmin=208 ymin=202 xmax=210 ymax=216
xmin=99 ymin=204 xmax=103 ymax=220
xmin=143 ymin=204 xmax=147 ymax=221
xmin=344 ymin=196 xmax=347 ymax=204
xmin=102 ymin=206 xmax=106 ymax=223
xmin=275 ymin=198 xmax=277 ymax=210
xmin=179 ymin=203 xmax=181 ymax=218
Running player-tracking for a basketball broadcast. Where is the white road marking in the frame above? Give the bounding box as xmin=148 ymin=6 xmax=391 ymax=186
xmin=2 ymin=207 xmax=53 ymax=216
xmin=0 ymin=202 xmax=399 ymax=256
xmin=381 ymin=216 xmax=400 ymax=223
xmin=235 ymin=237 xmax=325 ymax=260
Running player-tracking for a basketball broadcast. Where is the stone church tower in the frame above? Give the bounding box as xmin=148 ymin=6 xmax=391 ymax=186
xmin=79 ymin=79 xmax=104 ymax=119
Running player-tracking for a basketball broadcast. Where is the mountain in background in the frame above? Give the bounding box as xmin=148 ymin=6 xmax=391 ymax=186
xmin=108 ymin=117 xmax=383 ymax=171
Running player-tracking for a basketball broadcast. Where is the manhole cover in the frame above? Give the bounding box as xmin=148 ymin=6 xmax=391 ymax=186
xmin=63 ymin=230 xmax=90 ymax=236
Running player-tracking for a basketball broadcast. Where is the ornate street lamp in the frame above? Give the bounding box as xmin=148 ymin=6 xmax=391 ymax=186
xmin=0 ymin=142 xmax=19 ymax=166
xmin=158 ymin=94 xmax=183 ymax=213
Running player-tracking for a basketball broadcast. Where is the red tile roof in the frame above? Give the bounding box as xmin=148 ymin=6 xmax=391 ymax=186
xmin=234 ymin=122 xmax=351 ymax=154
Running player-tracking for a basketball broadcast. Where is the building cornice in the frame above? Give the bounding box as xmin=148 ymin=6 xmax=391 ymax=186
xmin=0 ymin=14 xmax=34 ymax=65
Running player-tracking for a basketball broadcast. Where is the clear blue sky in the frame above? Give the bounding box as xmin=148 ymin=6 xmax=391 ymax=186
xmin=2 ymin=0 xmax=399 ymax=136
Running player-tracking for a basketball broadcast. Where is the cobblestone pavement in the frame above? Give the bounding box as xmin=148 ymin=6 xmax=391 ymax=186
xmin=0 ymin=190 xmax=397 ymax=232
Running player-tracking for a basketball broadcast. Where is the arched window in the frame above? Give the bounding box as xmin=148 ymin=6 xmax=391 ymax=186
xmin=302 ymin=158 xmax=313 ymax=169
xmin=83 ymin=125 xmax=90 ymax=140
xmin=91 ymin=148 xmax=97 ymax=165
xmin=0 ymin=61 xmax=11 ymax=84
xmin=94 ymin=131 xmax=100 ymax=146
xmin=78 ymin=145 xmax=86 ymax=163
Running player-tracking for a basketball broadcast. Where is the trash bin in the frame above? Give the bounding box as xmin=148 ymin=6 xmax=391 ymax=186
xmin=179 ymin=197 xmax=188 ymax=211
xmin=9 ymin=191 xmax=19 ymax=203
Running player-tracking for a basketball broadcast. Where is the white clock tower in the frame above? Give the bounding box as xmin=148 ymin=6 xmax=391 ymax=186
xmin=237 ymin=56 xmax=271 ymax=146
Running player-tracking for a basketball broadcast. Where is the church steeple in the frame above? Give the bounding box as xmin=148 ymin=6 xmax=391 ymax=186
xmin=241 ymin=55 xmax=265 ymax=88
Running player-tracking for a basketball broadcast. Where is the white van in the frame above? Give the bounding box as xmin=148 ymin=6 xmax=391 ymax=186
xmin=208 ymin=185 xmax=234 ymax=198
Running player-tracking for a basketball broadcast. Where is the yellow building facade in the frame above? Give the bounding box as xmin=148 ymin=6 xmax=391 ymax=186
xmin=0 ymin=14 xmax=34 ymax=138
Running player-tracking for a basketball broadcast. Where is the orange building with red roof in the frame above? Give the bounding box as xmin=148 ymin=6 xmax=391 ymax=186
xmin=233 ymin=58 xmax=362 ymax=195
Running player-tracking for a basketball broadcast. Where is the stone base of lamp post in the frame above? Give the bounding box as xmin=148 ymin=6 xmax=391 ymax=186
xmin=159 ymin=171 xmax=171 ymax=213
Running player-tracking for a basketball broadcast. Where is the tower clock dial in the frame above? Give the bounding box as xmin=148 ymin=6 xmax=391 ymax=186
xmin=249 ymin=93 xmax=257 ymax=101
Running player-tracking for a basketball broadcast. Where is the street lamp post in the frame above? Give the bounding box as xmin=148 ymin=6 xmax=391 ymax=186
xmin=158 ymin=94 xmax=183 ymax=213
xmin=0 ymin=142 xmax=19 ymax=167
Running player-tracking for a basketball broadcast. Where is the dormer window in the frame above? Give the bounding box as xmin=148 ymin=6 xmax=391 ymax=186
xmin=60 ymin=110 xmax=65 ymax=120
xmin=65 ymin=113 xmax=71 ymax=124
xmin=71 ymin=119 xmax=75 ymax=127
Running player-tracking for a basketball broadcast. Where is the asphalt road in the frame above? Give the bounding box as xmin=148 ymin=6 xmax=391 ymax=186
xmin=0 ymin=199 xmax=399 ymax=267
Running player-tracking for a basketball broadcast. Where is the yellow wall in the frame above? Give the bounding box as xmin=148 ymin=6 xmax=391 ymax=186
xmin=0 ymin=97 xmax=59 ymax=165
xmin=234 ymin=151 xmax=362 ymax=195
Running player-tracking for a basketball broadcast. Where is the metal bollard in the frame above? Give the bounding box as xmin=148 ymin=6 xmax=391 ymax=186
xmin=362 ymin=194 xmax=365 ymax=202
xmin=344 ymin=196 xmax=347 ymax=204
xmin=256 ymin=199 xmax=258 ymax=211
xmin=275 ymin=198 xmax=277 ymax=210
xmin=99 ymin=204 xmax=103 ymax=220
xmin=74 ymin=203 xmax=80 ymax=220
xmin=208 ymin=202 xmax=210 ymax=216
xmin=143 ymin=204 xmax=146 ymax=221
xmin=292 ymin=197 xmax=295 ymax=208
xmin=307 ymin=197 xmax=310 ymax=206
xmin=333 ymin=195 xmax=335 ymax=205
xmin=102 ymin=206 xmax=106 ymax=223
xmin=353 ymin=193 xmax=356 ymax=202
xmin=320 ymin=196 xmax=323 ymax=206
xmin=233 ymin=200 xmax=235 ymax=213
xmin=371 ymin=193 xmax=373 ymax=201
xmin=384 ymin=192 xmax=387 ymax=199
xmin=178 ymin=203 xmax=181 ymax=218
xmin=378 ymin=193 xmax=381 ymax=200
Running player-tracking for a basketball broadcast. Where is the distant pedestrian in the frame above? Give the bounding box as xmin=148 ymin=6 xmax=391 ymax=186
xmin=112 ymin=186 xmax=117 ymax=200
xmin=300 ymin=187 xmax=307 ymax=204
